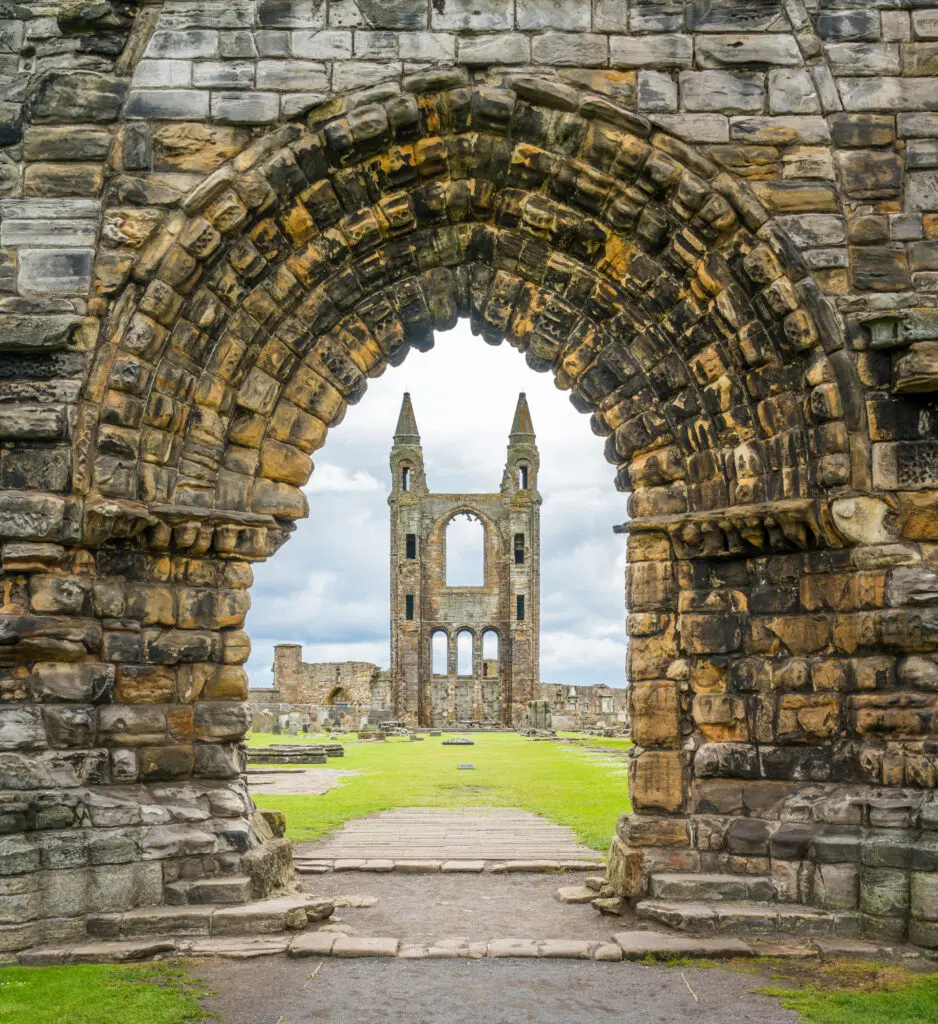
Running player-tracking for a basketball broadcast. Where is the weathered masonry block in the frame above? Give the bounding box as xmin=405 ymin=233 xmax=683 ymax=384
xmin=0 ymin=0 xmax=937 ymax=955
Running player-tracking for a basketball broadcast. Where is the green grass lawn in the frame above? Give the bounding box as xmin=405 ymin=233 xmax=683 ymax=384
xmin=0 ymin=964 xmax=208 ymax=1024
xmin=249 ymin=731 xmax=631 ymax=850
xmin=756 ymin=960 xmax=938 ymax=1024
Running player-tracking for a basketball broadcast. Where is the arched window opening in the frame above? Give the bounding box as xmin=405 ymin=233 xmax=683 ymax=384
xmin=401 ymin=465 xmax=411 ymax=491
xmin=517 ymin=464 xmax=528 ymax=489
xmin=405 ymin=533 xmax=417 ymax=559
xmin=457 ymin=630 xmax=473 ymax=676
xmin=514 ymin=533 xmax=525 ymax=565
xmin=431 ymin=630 xmax=448 ymax=675
xmin=445 ymin=513 xmax=484 ymax=587
xmin=327 ymin=687 xmax=347 ymax=706
xmin=482 ymin=630 xmax=499 ymax=678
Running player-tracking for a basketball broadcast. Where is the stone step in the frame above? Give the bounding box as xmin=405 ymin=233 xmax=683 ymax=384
xmin=16 ymin=929 xmax=893 ymax=967
xmin=164 ymin=876 xmax=255 ymax=906
xmin=86 ymin=895 xmax=334 ymax=941
xmin=636 ymin=900 xmax=857 ymax=937
xmin=649 ymin=873 xmax=776 ymax=902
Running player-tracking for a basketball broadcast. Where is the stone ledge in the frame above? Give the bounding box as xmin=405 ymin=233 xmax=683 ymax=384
xmin=616 ymin=499 xmax=845 ymax=558
xmin=15 ymin=930 xmax=905 ymax=966
xmin=293 ymin=858 xmax=603 ymax=873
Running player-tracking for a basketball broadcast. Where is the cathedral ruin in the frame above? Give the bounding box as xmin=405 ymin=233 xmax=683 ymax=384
xmin=388 ymin=392 xmax=541 ymax=727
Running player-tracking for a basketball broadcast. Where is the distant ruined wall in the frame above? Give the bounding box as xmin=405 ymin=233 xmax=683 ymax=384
xmin=1 ymin=0 xmax=938 ymax=955
xmin=269 ymin=644 xmax=386 ymax=714
xmin=538 ymin=682 xmax=630 ymax=729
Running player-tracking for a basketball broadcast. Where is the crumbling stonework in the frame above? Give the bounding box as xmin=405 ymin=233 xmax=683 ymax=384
xmin=0 ymin=0 xmax=937 ymax=954
xmin=539 ymin=683 xmax=630 ymax=731
xmin=253 ymin=645 xmax=390 ymax=723
xmin=389 ymin=392 xmax=541 ymax=727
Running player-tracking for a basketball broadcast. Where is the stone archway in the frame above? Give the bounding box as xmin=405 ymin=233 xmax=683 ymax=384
xmin=2 ymin=52 xmax=938 ymax=954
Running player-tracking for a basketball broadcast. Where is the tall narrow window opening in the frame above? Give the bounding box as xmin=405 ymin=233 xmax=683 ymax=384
xmin=431 ymin=630 xmax=448 ymax=675
xmin=445 ymin=513 xmax=484 ymax=586
xmin=457 ymin=630 xmax=473 ymax=676
xmin=516 ymin=594 xmax=525 ymax=621
xmin=482 ymin=629 xmax=499 ymax=678
xmin=514 ymin=533 xmax=525 ymax=565
xmin=405 ymin=533 xmax=417 ymax=559
xmin=518 ymin=465 xmax=528 ymax=489
xmin=405 ymin=594 xmax=414 ymax=620
xmin=401 ymin=466 xmax=410 ymax=491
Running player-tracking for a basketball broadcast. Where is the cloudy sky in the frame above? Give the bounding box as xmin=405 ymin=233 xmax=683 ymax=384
xmin=245 ymin=323 xmax=629 ymax=690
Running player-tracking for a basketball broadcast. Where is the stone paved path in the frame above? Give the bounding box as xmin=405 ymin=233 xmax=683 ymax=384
xmin=293 ymin=808 xmax=604 ymax=864
xmin=247 ymin=767 xmax=360 ymax=796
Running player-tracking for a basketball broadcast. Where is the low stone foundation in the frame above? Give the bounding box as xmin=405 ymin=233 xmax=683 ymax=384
xmin=0 ymin=778 xmax=294 ymax=956
xmin=607 ymin=784 xmax=938 ymax=947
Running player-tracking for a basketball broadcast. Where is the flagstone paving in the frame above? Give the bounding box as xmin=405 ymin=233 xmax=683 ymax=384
xmin=292 ymin=808 xmax=605 ymax=868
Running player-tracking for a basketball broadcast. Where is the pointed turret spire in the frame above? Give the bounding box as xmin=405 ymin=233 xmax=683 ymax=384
xmin=394 ymin=392 xmax=421 ymax=444
xmin=510 ymin=392 xmax=535 ymax=441
xmin=502 ymin=393 xmax=540 ymax=495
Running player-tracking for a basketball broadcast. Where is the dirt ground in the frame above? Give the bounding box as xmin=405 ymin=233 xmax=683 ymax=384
xmin=193 ymin=958 xmax=798 ymax=1024
xmin=299 ymin=871 xmax=617 ymax=944
xmin=245 ymin=768 xmax=360 ymax=796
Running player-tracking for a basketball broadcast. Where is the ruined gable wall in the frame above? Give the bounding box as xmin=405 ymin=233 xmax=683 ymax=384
xmin=271 ymin=644 xmax=382 ymax=709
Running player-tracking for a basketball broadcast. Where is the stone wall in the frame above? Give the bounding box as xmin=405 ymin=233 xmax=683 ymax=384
xmin=0 ymin=0 xmax=937 ymax=953
xmin=538 ymin=682 xmax=630 ymax=730
xmin=264 ymin=643 xmax=389 ymax=718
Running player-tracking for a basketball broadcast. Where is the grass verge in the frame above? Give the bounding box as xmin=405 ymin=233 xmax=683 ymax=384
xmin=249 ymin=731 xmax=630 ymax=850
xmin=756 ymin=959 xmax=938 ymax=1024
xmin=0 ymin=963 xmax=210 ymax=1024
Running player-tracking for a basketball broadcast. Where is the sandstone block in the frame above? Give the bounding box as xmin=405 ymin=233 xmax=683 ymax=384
xmin=610 ymin=34 xmax=692 ymax=68
xmin=860 ymin=867 xmax=910 ymax=917
xmin=630 ymin=681 xmax=680 ymax=747
xmin=680 ymin=71 xmax=765 ymax=113
xmin=630 ymin=751 xmax=684 ymax=812
xmin=31 ymin=73 xmax=127 ymax=124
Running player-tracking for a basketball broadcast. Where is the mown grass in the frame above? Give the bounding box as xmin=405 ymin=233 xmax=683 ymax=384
xmin=0 ymin=963 xmax=210 ymax=1024
xmin=658 ymin=956 xmax=938 ymax=1024
xmin=249 ymin=731 xmax=631 ymax=850
xmin=756 ymin=960 xmax=938 ymax=1024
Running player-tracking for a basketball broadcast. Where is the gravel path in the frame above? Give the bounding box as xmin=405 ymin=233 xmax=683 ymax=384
xmin=299 ymin=871 xmax=614 ymax=944
xmin=194 ymin=958 xmax=798 ymax=1024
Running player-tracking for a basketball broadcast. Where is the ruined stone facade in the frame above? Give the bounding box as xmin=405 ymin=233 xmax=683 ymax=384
xmin=2 ymin=0 xmax=938 ymax=954
xmin=250 ymin=645 xmax=390 ymax=722
xmin=539 ymin=682 xmax=630 ymax=731
xmin=389 ymin=392 xmax=540 ymax=726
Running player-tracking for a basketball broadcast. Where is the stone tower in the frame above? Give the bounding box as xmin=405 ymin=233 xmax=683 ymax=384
xmin=389 ymin=393 xmax=541 ymax=728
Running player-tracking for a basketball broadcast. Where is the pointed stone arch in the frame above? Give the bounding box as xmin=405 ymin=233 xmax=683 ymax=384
xmin=83 ymin=74 xmax=859 ymax=545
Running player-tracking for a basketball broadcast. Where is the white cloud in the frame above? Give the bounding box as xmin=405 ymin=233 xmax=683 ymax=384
xmin=245 ymin=323 xmax=628 ymax=690
xmin=304 ymin=463 xmax=382 ymax=494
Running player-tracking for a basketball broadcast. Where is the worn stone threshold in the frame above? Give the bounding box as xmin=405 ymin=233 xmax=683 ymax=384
xmin=15 ymin=930 xmax=905 ymax=967
xmin=293 ymin=859 xmax=603 ymax=874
